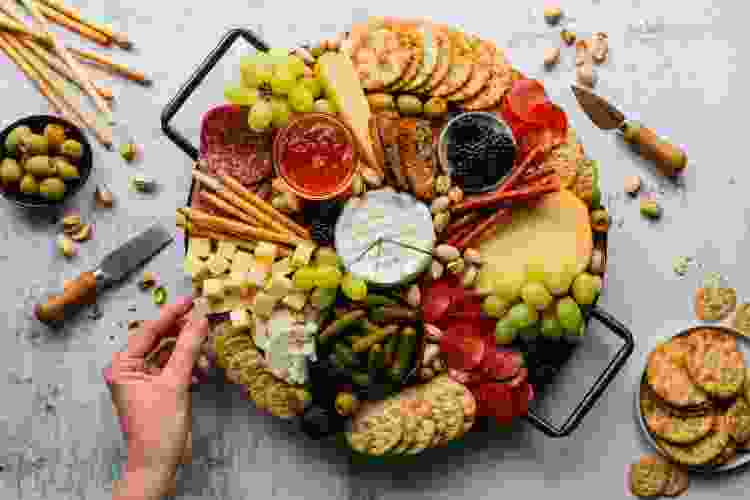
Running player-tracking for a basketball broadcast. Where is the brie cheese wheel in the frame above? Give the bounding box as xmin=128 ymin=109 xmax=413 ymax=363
xmin=335 ymin=189 xmax=435 ymax=287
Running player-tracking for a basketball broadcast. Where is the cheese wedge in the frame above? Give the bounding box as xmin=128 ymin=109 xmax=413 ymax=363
xmin=317 ymin=52 xmax=379 ymax=173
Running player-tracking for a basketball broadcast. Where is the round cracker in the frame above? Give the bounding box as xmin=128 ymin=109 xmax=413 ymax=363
xmin=390 ymin=413 xmax=419 ymax=455
xmin=541 ymin=128 xmax=582 ymax=189
xmin=225 ymin=347 xmax=260 ymax=384
xmin=405 ymin=418 xmax=436 ymax=455
xmin=248 ymin=372 xmax=275 ymax=410
xmin=222 ymin=333 xmax=254 ymax=361
xmin=431 ymin=57 xmax=474 ymax=97
xmin=629 ymin=455 xmax=671 ymax=497
xmin=403 ymin=26 xmax=441 ymax=91
xmin=265 ymin=383 xmax=299 ymax=419
xmin=419 ymin=35 xmax=451 ymax=93
xmin=641 ymin=381 xmax=714 ymax=444
xmin=460 ymin=67 xmax=513 ymax=111
xmin=708 ymin=437 xmax=737 ymax=466
xmin=350 ymin=28 xmax=414 ymax=91
xmin=657 ymin=431 xmax=730 ymax=466
xmin=446 ymin=65 xmax=491 ymax=102
xmin=726 ymin=397 xmax=750 ymax=443
xmin=423 ymin=382 xmax=464 ymax=446
xmin=662 ymin=465 xmax=690 ymax=497
xmin=431 ymin=375 xmax=477 ymax=435
xmin=348 ymin=404 xmax=404 ymax=456
xmin=745 ymin=368 xmax=750 ymax=404
xmin=238 ymin=351 xmax=266 ymax=386
xmin=694 ymin=287 xmax=737 ymax=321
xmin=647 ymin=338 xmax=709 ymax=407
xmin=685 ymin=329 xmax=745 ymax=399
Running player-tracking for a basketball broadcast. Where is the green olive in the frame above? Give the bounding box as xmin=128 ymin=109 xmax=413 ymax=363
xmin=51 ymin=157 xmax=79 ymax=180
xmin=21 ymin=133 xmax=49 ymax=156
xmin=334 ymin=391 xmax=359 ymax=416
xmin=0 ymin=158 xmax=23 ymax=185
xmin=44 ymin=123 xmax=66 ymax=152
xmin=4 ymin=125 xmax=31 ymax=157
xmin=423 ymin=97 xmax=448 ymax=118
xmin=396 ymin=94 xmax=423 ymax=116
xmin=367 ymin=93 xmax=395 ymax=111
xmin=39 ymin=177 xmax=66 ymax=201
xmin=622 ymin=121 xmax=642 ymax=144
xmin=25 ymin=156 xmax=55 ymax=178
xmin=19 ymin=173 xmax=39 ymax=195
xmin=60 ymin=139 xmax=83 ymax=161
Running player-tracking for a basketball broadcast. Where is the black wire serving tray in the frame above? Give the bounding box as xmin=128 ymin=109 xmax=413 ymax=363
xmin=160 ymin=28 xmax=635 ymax=438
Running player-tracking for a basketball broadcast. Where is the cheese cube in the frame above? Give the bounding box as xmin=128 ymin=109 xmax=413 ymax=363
xmin=246 ymin=260 xmax=271 ymax=288
xmin=230 ymin=309 xmax=252 ymax=331
xmin=189 ymin=237 xmax=212 ymax=258
xmin=184 ymin=255 xmax=210 ymax=280
xmin=265 ymin=274 xmax=294 ymax=298
xmin=252 ymin=292 xmax=279 ymax=317
xmin=231 ymin=251 xmax=255 ymax=273
xmin=254 ymin=242 xmax=278 ymax=265
xmin=291 ymin=241 xmax=317 ymax=268
xmin=217 ymin=240 xmax=238 ymax=260
xmin=225 ymin=272 xmax=247 ymax=294
xmin=235 ymin=240 xmax=257 ymax=252
xmin=271 ymin=256 xmax=294 ymax=276
xmin=282 ymin=292 xmax=308 ymax=311
xmin=206 ymin=254 xmax=231 ymax=276
xmin=202 ymin=279 xmax=225 ymax=300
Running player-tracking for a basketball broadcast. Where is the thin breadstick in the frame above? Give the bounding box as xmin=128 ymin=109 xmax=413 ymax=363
xmin=35 ymin=0 xmax=132 ymax=49
xmin=221 ymin=174 xmax=311 ymax=239
xmin=198 ymin=191 xmax=263 ymax=227
xmin=18 ymin=37 xmax=113 ymax=100
xmin=0 ymin=33 xmax=81 ymax=127
xmin=192 ymin=169 xmax=303 ymax=240
xmin=19 ymin=0 xmax=112 ymax=122
xmin=0 ymin=10 xmax=51 ymax=45
xmin=3 ymin=34 xmax=112 ymax=147
xmin=34 ymin=2 xmax=110 ymax=46
xmin=68 ymin=47 xmax=151 ymax=85
xmin=178 ymin=208 xmax=304 ymax=247
xmin=186 ymin=227 xmax=295 ymax=255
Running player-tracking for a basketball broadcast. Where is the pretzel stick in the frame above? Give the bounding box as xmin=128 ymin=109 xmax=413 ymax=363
xmin=193 ymin=169 xmax=306 ymax=241
xmin=18 ymin=37 xmax=113 ymax=100
xmin=220 ymin=174 xmax=311 ymax=239
xmin=0 ymin=10 xmax=50 ymax=45
xmin=34 ymin=2 xmax=109 ymax=46
xmin=0 ymin=32 xmax=81 ymax=127
xmin=19 ymin=0 xmax=112 ymax=122
xmin=178 ymin=208 xmax=304 ymax=247
xmin=69 ymin=47 xmax=151 ymax=85
xmin=197 ymin=191 xmax=263 ymax=228
xmin=3 ymin=34 xmax=112 ymax=147
xmin=35 ymin=0 xmax=132 ymax=49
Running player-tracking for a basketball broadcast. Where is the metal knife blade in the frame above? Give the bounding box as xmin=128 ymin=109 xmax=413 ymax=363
xmin=571 ymin=85 xmax=626 ymax=131
xmin=98 ymin=224 xmax=173 ymax=284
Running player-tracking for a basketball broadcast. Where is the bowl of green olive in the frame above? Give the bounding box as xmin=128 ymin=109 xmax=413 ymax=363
xmin=0 ymin=115 xmax=93 ymax=209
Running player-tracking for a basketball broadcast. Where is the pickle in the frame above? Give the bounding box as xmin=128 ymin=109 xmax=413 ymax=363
xmin=368 ymin=344 xmax=385 ymax=376
xmin=364 ymin=294 xmax=399 ymax=308
xmin=333 ymin=342 xmax=359 ymax=368
xmin=383 ymin=332 xmax=401 ymax=367
xmin=367 ymin=93 xmax=395 ymax=111
xmin=389 ymin=326 xmax=418 ymax=382
xmin=370 ymin=305 xmax=418 ymax=323
xmin=318 ymin=309 xmax=366 ymax=344
xmin=396 ymin=95 xmax=423 ymax=115
xmin=350 ymin=371 xmax=372 ymax=387
xmin=352 ymin=324 xmax=399 ymax=353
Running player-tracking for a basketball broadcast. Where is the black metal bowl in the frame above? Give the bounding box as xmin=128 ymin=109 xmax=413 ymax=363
xmin=0 ymin=115 xmax=93 ymax=210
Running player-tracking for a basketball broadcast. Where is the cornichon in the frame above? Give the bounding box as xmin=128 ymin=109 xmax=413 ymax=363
xmin=389 ymin=326 xmax=418 ymax=382
xmin=319 ymin=309 xmax=366 ymax=344
xmin=365 ymin=294 xmax=399 ymax=308
xmin=352 ymin=324 xmax=400 ymax=353
xmin=370 ymin=305 xmax=418 ymax=324
xmin=368 ymin=344 xmax=385 ymax=375
xmin=333 ymin=342 xmax=359 ymax=368
xmin=383 ymin=332 xmax=401 ymax=367
xmin=350 ymin=371 xmax=371 ymax=387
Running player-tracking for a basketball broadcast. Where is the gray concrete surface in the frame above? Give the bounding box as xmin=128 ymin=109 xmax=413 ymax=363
xmin=1 ymin=0 xmax=748 ymax=498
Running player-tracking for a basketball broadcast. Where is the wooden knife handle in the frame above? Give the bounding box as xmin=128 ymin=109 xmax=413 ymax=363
xmin=35 ymin=271 xmax=98 ymax=324
xmin=622 ymin=121 xmax=687 ymax=177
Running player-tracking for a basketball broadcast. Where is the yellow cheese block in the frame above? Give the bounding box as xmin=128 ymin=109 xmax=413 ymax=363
xmin=477 ymin=190 xmax=593 ymax=292
xmin=317 ymin=52 xmax=378 ymax=172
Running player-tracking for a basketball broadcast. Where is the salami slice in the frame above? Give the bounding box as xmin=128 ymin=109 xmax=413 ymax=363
xmin=507 ymin=79 xmax=549 ymax=123
xmin=479 ymin=347 xmax=523 ymax=381
xmin=440 ymin=322 xmax=487 ymax=371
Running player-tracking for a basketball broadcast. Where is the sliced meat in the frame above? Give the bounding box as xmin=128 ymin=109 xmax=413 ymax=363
xmin=397 ymin=118 xmax=436 ymax=200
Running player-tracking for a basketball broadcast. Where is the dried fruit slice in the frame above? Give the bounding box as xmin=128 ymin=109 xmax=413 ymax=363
xmin=431 ymin=57 xmax=474 ymax=97
xmin=446 ymin=65 xmax=491 ymax=102
xmin=440 ymin=321 xmax=487 ymax=371
xmin=479 ymin=347 xmax=523 ymax=381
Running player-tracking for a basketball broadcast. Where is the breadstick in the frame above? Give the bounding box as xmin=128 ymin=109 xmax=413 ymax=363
xmin=178 ymin=208 xmax=304 ymax=247
xmin=197 ymin=191 xmax=262 ymax=227
xmin=69 ymin=47 xmax=151 ymax=85
xmin=35 ymin=2 xmax=110 ymax=46
xmin=35 ymin=0 xmax=132 ymax=49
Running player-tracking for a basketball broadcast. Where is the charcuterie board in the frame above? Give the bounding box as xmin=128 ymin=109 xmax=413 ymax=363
xmin=161 ymin=22 xmax=634 ymax=448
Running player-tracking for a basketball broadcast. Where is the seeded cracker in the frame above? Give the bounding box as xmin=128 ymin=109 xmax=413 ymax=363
xmin=647 ymin=337 xmax=709 ymax=407
xmin=431 ymin=57 xmax=474 ymax=97
xmin=347 ymin=399 xmax=404 ymax=456
xmin=661 ymin=465 xmax=690 ymax=497
xmin=725 ymin=397 xmax=750 ymax=443
xmin=461 ymin=69 xmax=513 ymax=111
xmin=657 ymin=431 xmax=730 ymax=466
xmin=347 ymin=24 xmax=414 ymax=91
xmin=387 ymin=24 xmax=425 ymax=91
xmin=685 ymin=329 xmax=745 ymax=399
xmin=446 ymin=65 xmax=491 ymax=102
xmin=629 ymin=455 xmax=671 ymax=497
xmin=226 ymin=348 xmax=261 ymax=384
xmin=419 ymin=33 xmax=451 ymax=93
xmin=248 ymin=373 xmax=275 ymax=410
xmin=641 ymin=382 xmax=714 ymax=445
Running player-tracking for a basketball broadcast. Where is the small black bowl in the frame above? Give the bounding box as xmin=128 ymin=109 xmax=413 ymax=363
xmin=0 ymin=115 xmax=93 ymax=210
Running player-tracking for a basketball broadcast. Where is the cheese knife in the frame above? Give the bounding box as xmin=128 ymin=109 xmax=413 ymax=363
xmin=571 ymin=85 xmax=687 ymax=177
xmin=35 ymin=224 xmax=174 ymax=324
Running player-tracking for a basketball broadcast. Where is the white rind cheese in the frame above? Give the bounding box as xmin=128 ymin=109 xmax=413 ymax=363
xmin=335 ymin=189 xmax=435 ymax=286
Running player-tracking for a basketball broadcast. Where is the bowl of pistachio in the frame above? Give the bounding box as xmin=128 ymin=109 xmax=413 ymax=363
xmin=0 ymin=115 xmax=93 ymax=209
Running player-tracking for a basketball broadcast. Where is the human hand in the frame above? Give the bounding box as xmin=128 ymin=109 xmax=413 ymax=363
xmin=105 ymin=297 xmax=208 ymax=499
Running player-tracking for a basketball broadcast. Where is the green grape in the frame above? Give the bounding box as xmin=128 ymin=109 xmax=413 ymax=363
xmin=495 ymin=318 xmax=519 ymax=345
xmin=300 ymin=77 xmax=323 ymax=99
xmin=540 ymin=310 xmax=563 ymax=340
xmin=313 ymin=98 xmax=334 ymax=114
xmin=271 ymin=66 xmax=296 ymax=96
xmin=293 ymin=266 xmax=318 ymax=291
xmin=482 ymin=295 xmax=509 ymax=318
xmin=315 ymin=265 xmax=343 ymax=289
xmin=240 ymin=55 xmax=272 ymax=88
xmin=520 ymin=282 xmax=553 ymax=311
xmin=506 ymin=303 xmax=538 ymax=330
xmin=519 ymin=326 xmax=540 ymax=343
xmin=247 ymin=99 xmax=273 ymax=132
xmin=342 ymin=273 xmax=367 ymax=301
xmin=543 ymin=267 xmax=576 ymax=296
xmin=556 ymin=297 xmax=583 ymax=334
xmin=565 ymin=324 xmax=586 ymax=343
xmin=571 ymin=272 xmax=602 ymax=306
xmin=288 ymin=83 xmax=314 ymax=112
xmin=525 ymin=257 xmax=547 ymax=283
xmin=493 ymin=272 xmax=525 ymax=302
xmin=315 ymin=247 xmax=342 ymax=268
xmin=287 ymin=55 xmax=307 ymax=79
xmin=310 ymin=287 xmax=338 ymax=310
xmin=224 ymin=85 xmax=260 ymax=106
xmin=266 ymin=48 xmax=291 ymax=64
xmin=269 ymin=96 xmax=292 ymax=128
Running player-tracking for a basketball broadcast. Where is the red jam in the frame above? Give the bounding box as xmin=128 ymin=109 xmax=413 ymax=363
xmin=274 ymin=114 xmax=357 ymax=200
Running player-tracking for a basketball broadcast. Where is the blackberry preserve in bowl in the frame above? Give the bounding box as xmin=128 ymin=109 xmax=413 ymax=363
xmin=438 ymin=112 xmax=517 ymax=193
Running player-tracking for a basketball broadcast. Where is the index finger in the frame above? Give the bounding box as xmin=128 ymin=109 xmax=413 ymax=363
xmin=161 ymin=316 xmax=209 ymax=388
xmin=126 ymin=296 xmax=194 ymax=358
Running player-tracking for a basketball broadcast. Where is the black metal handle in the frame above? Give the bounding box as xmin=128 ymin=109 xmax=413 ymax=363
xmin=525 ymin=305 xmax=635 ymax=438
xmin=160 ymin=28 xmax=269 ymax=160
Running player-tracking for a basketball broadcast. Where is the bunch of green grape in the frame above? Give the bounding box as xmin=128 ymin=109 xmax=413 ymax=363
xmin=224 ymin=48 xmax=335 ymax=132
xmin=482 ymin=258 xmax=603 ymax=346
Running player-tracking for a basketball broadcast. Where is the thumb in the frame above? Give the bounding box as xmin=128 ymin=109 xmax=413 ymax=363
xmin=161 ymin=316 xmax=209 ymax=388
